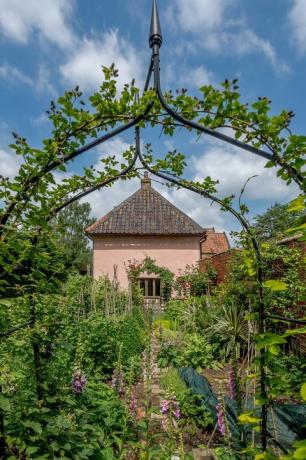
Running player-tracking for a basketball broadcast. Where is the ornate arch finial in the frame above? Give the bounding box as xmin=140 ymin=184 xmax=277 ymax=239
xmin=149 ymin=0 xmax=163 ymax=48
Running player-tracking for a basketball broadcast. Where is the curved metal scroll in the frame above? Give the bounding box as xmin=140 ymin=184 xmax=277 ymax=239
xmin=135 ymin=124 xmax=268 ymax=450
xmin=151 ymin=49 xmax=271 ymax=161
xmin=51 ymin=139 xmax=139 ymax=216
xmin=47 ymin=100 xmax=154 ymax=172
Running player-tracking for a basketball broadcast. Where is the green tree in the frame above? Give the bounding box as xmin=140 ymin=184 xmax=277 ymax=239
xmin=53 ymin=201 xmax=95 ymax=273
xmin=252 ymin=202 xmax=305 ymax=241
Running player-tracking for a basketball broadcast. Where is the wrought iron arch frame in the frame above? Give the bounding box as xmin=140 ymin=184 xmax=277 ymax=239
xmin=47 ymin=3 xmax=272 ymax=448
xmin=3 ymin=0 xmax=304 ymax=454
xmin=47 ymin=1 xmax=302 ymax=452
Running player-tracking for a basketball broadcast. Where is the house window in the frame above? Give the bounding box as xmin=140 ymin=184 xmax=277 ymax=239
xmin=138 ymin=278 xmax=161 ymax=297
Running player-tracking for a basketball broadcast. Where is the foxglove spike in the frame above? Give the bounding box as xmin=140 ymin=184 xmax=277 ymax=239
xmin=149 ymin=0 xmax=163 ymax=48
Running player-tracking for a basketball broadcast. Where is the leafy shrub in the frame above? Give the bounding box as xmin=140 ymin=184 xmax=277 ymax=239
xmin=177 ymin=389 xmax=214 ymax=429
xmin=181 ymin=334 xmax=216 ymax=370
xmin=157 ymin=342 xmax=181 ymax=368
xmin=267 ymin=353 xmax=306 ymax=398
xmin=165 ymin=297 xmax=210 ymax=333
xmin=4 ymin=382 xmax=131 ymax=459
xmin=175 ymin=264 xmax=216 ymax=298
xmin=158 ymin=333 xmax=218 ymax=370
xmin=77 ymin=309 xmax=145 ymax=377
xmin=116 ymin=311 xmax=146 ymax=365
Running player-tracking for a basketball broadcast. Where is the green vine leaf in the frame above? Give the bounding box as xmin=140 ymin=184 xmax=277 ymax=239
xmin=288 ymin=195 xmax=305 ymax=212
xmin=238 ymin=412 xmax=261 ymax=424
xmin=255 ymin=333 xmax=286 ymax=350
xmin=300 ymin=383 xmax=306 ymax=401
xmin=283 ymin=326 xmax=306 ymax=337
xmin=263 ymin=280 xmax=288 ymax=291
xmin=0 ymin=394 xmax=10 ymax=411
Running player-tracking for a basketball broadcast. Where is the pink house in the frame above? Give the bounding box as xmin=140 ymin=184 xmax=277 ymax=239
xmin=86 ymin=174 xmax=228 ymax=301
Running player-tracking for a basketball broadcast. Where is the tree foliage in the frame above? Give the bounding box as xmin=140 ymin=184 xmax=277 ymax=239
xmin=252 ymin=202 xmax=305 ymax=242
xmin=52 ymin=201 xmax=95 ymax=273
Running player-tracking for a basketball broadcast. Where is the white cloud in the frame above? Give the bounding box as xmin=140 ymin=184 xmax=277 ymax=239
xmin=95 ymin=137 xmax=132 ymax=165
xmin=289 ymin=0 xmax=306 ymax=54
xmin=0 ymin=148 xmax=22 ymax=178
xmin=157 ymin=183 xmax=229 ymax=232
xmin=35 ymin=66 xmax=57 ymax=96
xmin=174 ymin=0 xmax=233 ymax=34
xmin=224 ymin=29 xmax=290 ymax=75
xmin=0 ymin=63 xmax=33 ymax=86
xmin=0 ymin=0 xmax=75 ymax=49
xmin=180 ymin=65 xmax=215 ymax=88
xmin=191 ymin=144 xmax=298 ymax=201
xmin=31 ymin=112 xmax=50 ymax=126
xmin=169 ymin=0 xmax=289 ymax=75
xmin=60 ymin=31 xmax=144 ymax=92
xmin=0 ymin=1 xmax=143 ymax=95
xmin=82 ymin=177 xmax=139 ymax=220
xmin=0 ymin=62 xmax=57 ymax=96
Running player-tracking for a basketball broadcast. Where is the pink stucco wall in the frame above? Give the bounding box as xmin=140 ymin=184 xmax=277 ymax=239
xmin=92 ymin=235 xmax=201 ymax=288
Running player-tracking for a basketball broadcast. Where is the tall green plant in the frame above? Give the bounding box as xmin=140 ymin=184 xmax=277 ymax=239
xmin=207 ymin=304 xmax=249 ymax=360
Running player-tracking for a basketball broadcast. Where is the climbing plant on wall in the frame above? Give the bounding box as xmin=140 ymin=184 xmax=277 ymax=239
xmin=126 ymin=256 xmax=174 ymax=302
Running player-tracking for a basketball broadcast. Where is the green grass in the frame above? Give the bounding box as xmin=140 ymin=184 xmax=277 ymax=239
xmin=154 ymin=317 xmax=171 ymax=331
xmin=160 ymin=367 xmax=187 ymax=394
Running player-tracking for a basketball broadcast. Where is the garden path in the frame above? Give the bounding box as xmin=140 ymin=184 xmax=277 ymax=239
xmin=149 ymin=330 xmax=216 ymax=460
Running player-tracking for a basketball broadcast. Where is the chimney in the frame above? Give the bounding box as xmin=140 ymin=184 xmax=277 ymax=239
xmin=141 ymin=171 xmax=151 ymax=189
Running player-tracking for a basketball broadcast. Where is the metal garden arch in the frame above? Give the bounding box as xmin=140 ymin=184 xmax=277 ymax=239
xmin=2 ymin=0 xmax=305 ymax=453
xmin=51 ymin=1 xmax=298 ymax=451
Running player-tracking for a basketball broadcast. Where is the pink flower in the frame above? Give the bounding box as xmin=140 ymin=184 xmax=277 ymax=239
xmin=161 ymin=399 xmax=170 ymax=415
xmin=216 ymin=402 xmax=226 ymax=435
xmin=130 ymin=396 xmax=137 ymax=415
xmin=173 ymin=400 xmax=180 ymax=419
xmin=72 ymin=369 xmax=87 ymax=394
xmin=160 ymin=397 xmax=180 ymax=432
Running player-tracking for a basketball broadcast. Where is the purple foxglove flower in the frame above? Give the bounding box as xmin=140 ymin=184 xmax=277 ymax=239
xmin=216 ymin=403 xmax=226 ymax=436
xmin=72 ymin=369 xmax=87 ymax=394
xmin=161 ymin=399 xmax=170 ymax=415
xmin=130 ymin=396 xmax=137 ymax=413
xmin=172 ymin=399 xmax=180 ymax=419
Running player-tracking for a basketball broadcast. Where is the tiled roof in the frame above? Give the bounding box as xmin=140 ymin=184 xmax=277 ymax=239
xmin=86 ymin=175 xmax=204 ymax=236
xmin=201 ymin=230 xmax=230 ymax=255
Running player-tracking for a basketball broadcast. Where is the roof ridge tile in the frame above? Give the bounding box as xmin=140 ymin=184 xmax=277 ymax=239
xmin=86 ymin=183 xmax=204 ymax=236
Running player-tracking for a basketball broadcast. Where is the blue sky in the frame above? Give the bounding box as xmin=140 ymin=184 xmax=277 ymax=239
xmin=0 ymin=0 xmax=305 ymax=236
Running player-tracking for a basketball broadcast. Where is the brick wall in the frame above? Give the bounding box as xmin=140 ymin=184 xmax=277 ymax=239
xmin=199 ymin=250 xmax=234 ymax=284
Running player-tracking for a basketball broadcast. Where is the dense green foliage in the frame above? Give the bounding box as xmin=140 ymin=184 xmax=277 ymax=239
xmin=53 ymin=201 xmax=95 ymax=273
xmin=0 ymin=275 xmax=147 ymax=459
xmin=175 ymin=264 xmax=217 ymax=298
xmin=251 ymin=202 xmax=305 ymax=242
